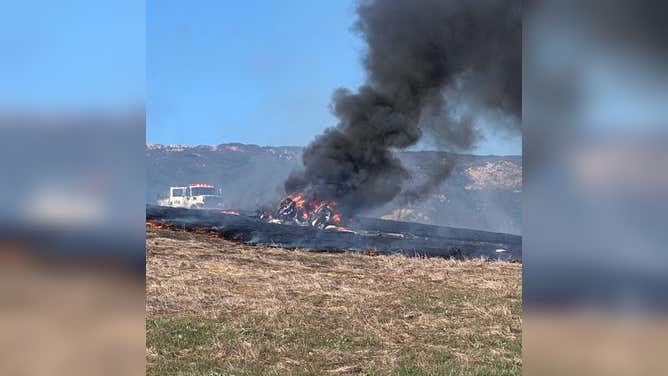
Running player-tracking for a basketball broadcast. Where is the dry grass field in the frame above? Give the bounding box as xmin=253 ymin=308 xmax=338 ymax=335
xmin=146 ymin=226 xmax=522 ymax=375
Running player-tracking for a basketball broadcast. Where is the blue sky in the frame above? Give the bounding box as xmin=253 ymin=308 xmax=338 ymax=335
xmin=0 ymin=0 xmax=145 ymax=108
xmin=147 ymin=0 xmax=521 ymax=155
xmin=147 ymin=0 xmax=364 ymax=148
xmin=1 ymin=0 xmax=520 ymax=155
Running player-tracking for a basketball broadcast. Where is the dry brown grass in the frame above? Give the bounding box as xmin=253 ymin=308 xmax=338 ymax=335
xmin=146 ymin=226 xmax=522 ymax=375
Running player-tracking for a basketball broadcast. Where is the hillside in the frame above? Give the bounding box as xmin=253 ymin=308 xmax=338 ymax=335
xmin=146 ymin=144 xmax=521 ymax=234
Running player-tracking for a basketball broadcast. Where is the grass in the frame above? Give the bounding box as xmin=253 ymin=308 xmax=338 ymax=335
xmin=146 ymin=226 xmax=522 ymax=375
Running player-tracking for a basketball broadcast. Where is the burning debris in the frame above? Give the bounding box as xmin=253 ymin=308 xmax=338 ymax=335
xmin=259 ymin=193 xmax=345 ymax=230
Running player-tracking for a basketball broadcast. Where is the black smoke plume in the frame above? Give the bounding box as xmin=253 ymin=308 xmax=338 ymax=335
xmin=286 ymin=0 xmax=521 ymax=216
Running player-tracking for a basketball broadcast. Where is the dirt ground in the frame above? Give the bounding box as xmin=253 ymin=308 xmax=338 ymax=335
xmin=146 ymin=226 xmax=522 ymax=375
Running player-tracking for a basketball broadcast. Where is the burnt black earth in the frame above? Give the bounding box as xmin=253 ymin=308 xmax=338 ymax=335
xmin=146 ymin=205 xmax=521 ymax=261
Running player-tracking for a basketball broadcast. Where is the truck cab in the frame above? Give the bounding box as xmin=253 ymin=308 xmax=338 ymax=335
xmin=158 ymin=184 xmax=223 ymax=209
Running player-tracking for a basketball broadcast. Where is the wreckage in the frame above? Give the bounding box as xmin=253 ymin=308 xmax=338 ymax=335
xmin=259 ymin=193 xmax=344 ymax=230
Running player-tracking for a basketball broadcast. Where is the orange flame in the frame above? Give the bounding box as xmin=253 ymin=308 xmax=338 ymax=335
xmin=292 ymin=194 xmax=306 ymax=209
xmin=282 ymin=192 xmax=344 ymax=225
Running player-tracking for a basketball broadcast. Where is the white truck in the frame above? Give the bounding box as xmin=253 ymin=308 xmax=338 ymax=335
xmin=157 ymin=183 xmax=223 ymax=209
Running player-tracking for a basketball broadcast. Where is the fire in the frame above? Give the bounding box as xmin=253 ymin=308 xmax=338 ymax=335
xmin=265 ymin=192 xmax=345 ymax=229
xmin=292 ymin=194 xmax=306 ymax=209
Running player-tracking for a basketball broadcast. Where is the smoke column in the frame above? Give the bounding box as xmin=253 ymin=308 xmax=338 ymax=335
xmin=286 ymin=0 xmax=521 ymax=215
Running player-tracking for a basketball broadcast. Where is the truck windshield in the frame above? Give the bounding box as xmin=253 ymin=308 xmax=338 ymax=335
xmin=190 ymin=187 xmax=216 ymax=196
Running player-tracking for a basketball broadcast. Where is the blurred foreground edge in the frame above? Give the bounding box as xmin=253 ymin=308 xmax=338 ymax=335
xmin=0 ymin=110 xmax=145 ymax=376
xmin=524 ymin=0 xmax=668 ymax=375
